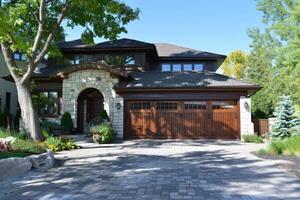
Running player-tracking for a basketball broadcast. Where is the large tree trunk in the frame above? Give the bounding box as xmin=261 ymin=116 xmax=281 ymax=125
xmin=16 ymin=80 xmax=42 ymax=140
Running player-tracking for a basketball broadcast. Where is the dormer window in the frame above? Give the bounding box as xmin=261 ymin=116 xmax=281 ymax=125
xmin=162 ymin=64 xmax=171 ymax=71
xmin=71 ymin=55 xmax=84 ymax=65
xmin=172 ymin=64 xmax=181 ymax=72
xmin=13 ymin=52 xmax=26 ymax=61
xmin=104 ymin=55 xmax=136 ymax=66
xmin=194 ymin=64 xmax=203 ymax=71
xmin=161 ymin=63 xmax=204 ymax=72
xmin=183 ymin=64 xmax=192 ymax=71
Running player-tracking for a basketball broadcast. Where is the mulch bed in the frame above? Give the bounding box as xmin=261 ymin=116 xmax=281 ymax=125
xmin=253 ymin=152 xmax=300 ymax=178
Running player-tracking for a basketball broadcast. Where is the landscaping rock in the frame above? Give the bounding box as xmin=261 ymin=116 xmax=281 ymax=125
xmin=29 ymin=150 xmax=55 ymax=171
xmin=0 ymin=157 xmax=32 ymax=180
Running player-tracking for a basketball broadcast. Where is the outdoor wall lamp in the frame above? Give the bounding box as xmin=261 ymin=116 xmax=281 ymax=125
xmin=244 ymin=102 xmax=250 ymax=111
xmin=116 ymin=103 xmax=121 ymax=110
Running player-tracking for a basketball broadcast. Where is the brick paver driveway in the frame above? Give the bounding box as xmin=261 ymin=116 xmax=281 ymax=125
xmin=1 ymin=140 xmax=300 ymax=200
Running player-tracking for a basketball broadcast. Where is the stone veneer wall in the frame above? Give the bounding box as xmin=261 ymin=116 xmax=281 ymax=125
xmin=239 ymin=96 xmax=254 ymax=137
xmin=62 ymin=69 xmax=124 ymax=138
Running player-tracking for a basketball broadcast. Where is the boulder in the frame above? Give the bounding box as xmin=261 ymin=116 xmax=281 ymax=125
xmin=29 ymin=150 xmax=55 ymax=171
xmin=0 ymin=157 xmax=32 ymax=180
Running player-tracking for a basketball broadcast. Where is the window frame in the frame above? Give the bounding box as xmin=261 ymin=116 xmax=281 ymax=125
xmin=34 ymin=90 xmax=61 ymax=118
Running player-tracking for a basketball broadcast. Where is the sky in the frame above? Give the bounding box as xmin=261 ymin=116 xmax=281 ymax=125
xmin=64 ymin=0 xmax=265 ymax=55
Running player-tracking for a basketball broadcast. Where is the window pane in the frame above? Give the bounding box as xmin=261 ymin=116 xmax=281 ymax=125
xmin=194 ymin=64 xmax=203 ymax=71
xmin=183 ymin=64 xmax=192 ymax=71
xmin=212 ymin=101 xmax=236 ymax=110
xmin=162 ymin=64 xmax=171 ymax=72
xmin=13 ymin=53 xmax=20 ymax=60
xmin=73 ymin=55 xmax=84 ymax=65
xmin=37 ymin=92 xmax=58 ymax=116
xmin=21 ymin=54 xmax=27 ymax=61
xmin=157 ymin=102 xmax=177 ymax=110
xmin=172 ymin=64 xmax=182 ymax=72
xmin=184 ymin=101 xmax=206 ymax=110
xmin=125 ymin=55 xmax=136 ymax=65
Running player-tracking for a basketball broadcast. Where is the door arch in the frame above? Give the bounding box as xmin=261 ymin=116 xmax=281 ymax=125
xmin=77 ymin=88 xmax=104 ymax=133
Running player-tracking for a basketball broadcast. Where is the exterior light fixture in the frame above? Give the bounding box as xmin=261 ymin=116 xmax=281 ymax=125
xmin=116 ymin=103 xmax=121 ymax=110
xmin=244 ymin=102 xmax=250 ymax=111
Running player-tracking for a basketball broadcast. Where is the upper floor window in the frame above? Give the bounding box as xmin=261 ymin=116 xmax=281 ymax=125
xmin=13 ymin=52 xmax=26 ymax=61
xmin=161 ymin=63 xmax=205 ymax=72
xmin=104 ymin=55 xmax=136 ymax=66
xmin=194 ymin=64 xmax=203 ymax=71
xmin=183 ymin=64 xmax=193 ymax=71
xmin=172 ymin=64 xmax=182 ymax=72
xmin=162 ymin=64 xmax=171 ymax=72
xmin=71 ymin=55 xmax=84 ymax=65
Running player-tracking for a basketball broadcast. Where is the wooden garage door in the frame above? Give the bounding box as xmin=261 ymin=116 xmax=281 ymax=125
xmin=126 ymin=101 xmax=239 ymax=139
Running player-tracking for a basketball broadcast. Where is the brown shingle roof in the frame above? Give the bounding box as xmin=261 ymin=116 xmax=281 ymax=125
xmin=116 ymin=71 xmax=260 ymax=90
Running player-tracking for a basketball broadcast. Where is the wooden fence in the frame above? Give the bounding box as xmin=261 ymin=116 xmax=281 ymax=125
xmin=252 ymin=119 xmax=269 ymax=136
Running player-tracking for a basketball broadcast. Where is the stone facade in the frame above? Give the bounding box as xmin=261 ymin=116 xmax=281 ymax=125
xmin=239 ymin=96 xmax=254 ymax=137
xmin=62 ymin=69 xmax=124 ymax=138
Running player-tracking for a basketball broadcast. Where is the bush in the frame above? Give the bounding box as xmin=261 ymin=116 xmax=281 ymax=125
xmin=61 ymin=112 xmax=73 ymax=133
xmin=41 ymin=121 xmax=60 ymax=138
xmin=258 ymin=135 xmax=300 ymax=157
xmin=242 ymin=134 xmax=264 ymax=143
xmin=90 ymin=123 xmax=115 ymax=144
xmin=11 ymin=138 xmax=46 ymax=154
xmin=44 ymin=136 xmax=78 ymax=152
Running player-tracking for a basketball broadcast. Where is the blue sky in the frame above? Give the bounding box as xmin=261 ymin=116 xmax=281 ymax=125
xmin=64 ymin=0 xmax=264 ymax=55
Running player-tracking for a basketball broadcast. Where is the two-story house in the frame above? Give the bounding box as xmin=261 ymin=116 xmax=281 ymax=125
xmin=11 ymin=38 xmax=260 ymax=139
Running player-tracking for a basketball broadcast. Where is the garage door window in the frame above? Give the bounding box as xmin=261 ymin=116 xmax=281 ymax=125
xmin=184 ymin=102 xmax=206 ymax=110
xmin=212 ymin=101 xmax=235 ymax=110
xmin=157 ymin=102 xmax=177 ymax=110
xmin=129 ymin=102 xmax=151 ymax=110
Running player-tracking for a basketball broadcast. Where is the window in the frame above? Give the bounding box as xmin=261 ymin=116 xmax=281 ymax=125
xmin=104 ymin=55 xmax=136 ymax=66
xmin=183 ymin=64 xmax=193 ymax=71
xmin=194 ymin=64 xmax=204 ymax=71
xmin=157 ymin=102 xmax=177 ymax=110
xmin=212 ymin=101 xmax=235 ymax=110
xmin=162 ymin=64 xmax=171 ymax=72
xmin=13 ymin=52 xmax=26 ymax=61
xmin=5 ymin=92 xmax=11 ymax=113
xmin=184 ymin=102 xmax=206 ymax=110
xmin=71 ymin=55 xmax=84 ymax=65
xmin=172 ymin=64 xmax=182 ymax=72
xmin=34 ymin=91 xmax=59 ymax=116
xmin=129 ymin=102 xmax=151 ymax=110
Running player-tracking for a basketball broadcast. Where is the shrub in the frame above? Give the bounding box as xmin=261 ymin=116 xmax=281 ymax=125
xmin=11 ymin=138 xmax=46 ymax=154
xmin=258 ymin=135 xmax=300 ymax=157
xmin=44 ymin=136 xmax=78 ymax=152
xmin=90 ymin=123 xmax=115 ymax=144
xmin=242 ymin=134 xmax=264 ymax=143
xmin=99 ymin=110 xmax=109 ymax=121
xmin=61 ymin=112 xmax=73 ymax=133
xmin=41 ymin=121 xmax=60 ymax=138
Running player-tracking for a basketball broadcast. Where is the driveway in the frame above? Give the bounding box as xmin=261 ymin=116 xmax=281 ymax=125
xmin=1 ymin=140 xmax=300 ymax=200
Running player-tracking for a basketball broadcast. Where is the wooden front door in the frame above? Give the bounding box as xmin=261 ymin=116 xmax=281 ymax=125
xmin=125 ymin=100 xmax=239 ymax=139
xmin=77 ymin=88 xmax=104 ymax=133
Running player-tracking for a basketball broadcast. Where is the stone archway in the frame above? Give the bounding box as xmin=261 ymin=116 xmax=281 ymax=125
xmin=77 ymin=88 xmax=104 ymax=133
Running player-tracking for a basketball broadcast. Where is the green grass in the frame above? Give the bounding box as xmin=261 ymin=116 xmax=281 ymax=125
xmin=0 ymin=129 xmax=28 ymax=139
xmin=0 ymin=151 xmax=33 ymax=159
xmin=258 ymin=135 xmax=300 ymax=157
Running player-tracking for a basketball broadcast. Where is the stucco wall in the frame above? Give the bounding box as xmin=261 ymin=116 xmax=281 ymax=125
xmin=240 ymin=96 xmax=254 ymax=136
xmin=62 ymin=69 xmax=124 ymax=138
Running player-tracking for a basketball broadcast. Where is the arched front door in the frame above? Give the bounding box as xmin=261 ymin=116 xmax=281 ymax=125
xmin=77 ymin=88 xmax=104 ymax=133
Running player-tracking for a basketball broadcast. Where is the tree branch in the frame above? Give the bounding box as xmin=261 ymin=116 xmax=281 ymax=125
xmin=34 ymin=0 xmax=69 ymax=66
xmin=1 ymin=42 xmax=19 ymax=81
xmin=32 ymin=0 xmax=46 ymax=57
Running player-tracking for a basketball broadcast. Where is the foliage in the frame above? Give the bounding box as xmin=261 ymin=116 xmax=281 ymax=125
xmin=0 ymin=129 xmax=27 ymax=139
xmin=245 ymin=0 xmax=300 ymax=118
xmin=258 ymin=135 xmax=300 ymax=157
xmin=11 ymin=138 xmax=46 ymax=154
xmin=242 ymin=134 xmax=264 ymax=143
xmin=0 ymin=0 xmax=139 ymax=140
xmin=270 ymin=95 xmax=299 ymax=139
xmin=99 ymin=110 xmax=109 ymax=121
xmin=221 ymin=50 xmax=247 ymax=79
xmin=44 ymin=136 xmax=78 ymax=152
xmin=60 ymin=112 xmax=73 ymax=133
xmin=0 ymin=151 xmax=33 ymax=159
xmin=41 ymin=120 xmax=60 ymax=138
xmin=90 ymin=123 xmax=115 ymax=144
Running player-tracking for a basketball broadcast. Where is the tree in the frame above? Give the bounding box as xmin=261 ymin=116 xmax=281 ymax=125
xmin=271 ymin=95 xmax=298 ymax=139
xmin=246 ymin=0 xmax=300 ymax=118
xmin=221 ymin=50 xmax=247 ymax=79
xmin=0 ymin=0 xmax=139 ymax=140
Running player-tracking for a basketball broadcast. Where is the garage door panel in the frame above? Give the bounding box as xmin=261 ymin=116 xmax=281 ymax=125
xmin=126 ymin=100 xmax=239 ymax=139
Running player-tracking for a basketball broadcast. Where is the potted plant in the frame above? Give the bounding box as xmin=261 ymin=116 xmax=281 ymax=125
xmin=89 ymin=123 xmax=115 ymax=144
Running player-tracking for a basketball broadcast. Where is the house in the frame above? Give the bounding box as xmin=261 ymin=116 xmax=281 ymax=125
xmin=13 ymin=38 xmax=260 ymax=139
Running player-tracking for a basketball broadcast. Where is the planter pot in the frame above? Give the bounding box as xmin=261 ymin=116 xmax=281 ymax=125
xmin=92 ymin=133 xmax=102 ymax=143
